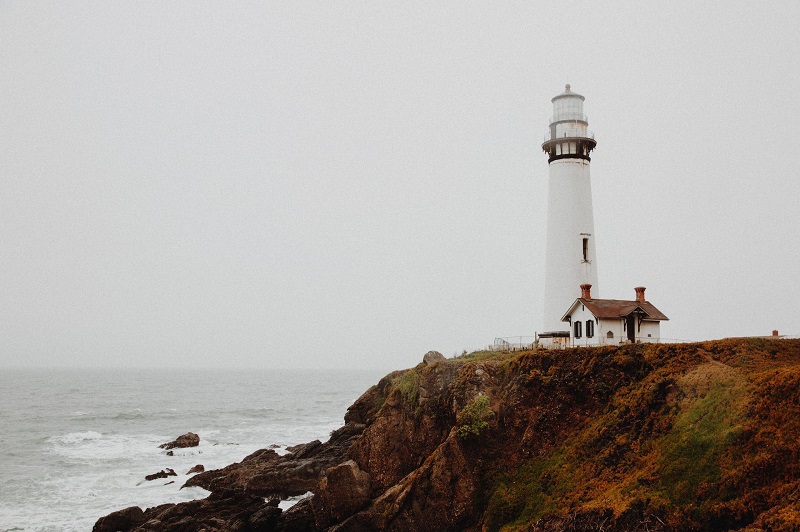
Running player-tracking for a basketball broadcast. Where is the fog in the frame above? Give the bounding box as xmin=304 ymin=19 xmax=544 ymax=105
xmin=2 ymin=2 xmax=798 ymax=370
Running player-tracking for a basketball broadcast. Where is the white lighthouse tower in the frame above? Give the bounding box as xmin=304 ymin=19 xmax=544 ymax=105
xmin=540 ymin=85 xmax=598 ymax=342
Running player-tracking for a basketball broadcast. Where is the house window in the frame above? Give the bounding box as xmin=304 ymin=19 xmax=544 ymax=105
xmin=607 ymin=331 xmax=614 ymax=339
xmin=586 ymin=320 xmax=594 ymax=338
xmin=574 ymin=321 xmax=582 ymax=339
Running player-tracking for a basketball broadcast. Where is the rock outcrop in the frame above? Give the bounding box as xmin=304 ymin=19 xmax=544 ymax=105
xmin=159 ymin=432 xmax=199 ymax=450
xmin=94 ymin=490 xmax=282 ymax=532
xmin=144 ymin=468 xmax=176 ymax=481
xmin=182 ymin=422 xmax=365 ymax=499
xmin=93 ymin=506 xmax=146 ymax=532
xmin=422 ymin=350 xmax=445 ymax=365
xmin=96 ymin=339 xmax=800 ymax=531
xmin=311 ymin=460 xmax=371 ymax=529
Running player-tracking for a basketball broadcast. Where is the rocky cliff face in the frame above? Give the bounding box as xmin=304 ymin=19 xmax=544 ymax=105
xmin=95 ymin=339 xmax=800 ymax=531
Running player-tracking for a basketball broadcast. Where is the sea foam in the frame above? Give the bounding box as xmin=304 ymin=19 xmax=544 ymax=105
xmin=0 ymin=367 xmax=384 ymax=531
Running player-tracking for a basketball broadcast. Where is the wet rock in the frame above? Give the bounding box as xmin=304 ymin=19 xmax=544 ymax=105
xmin=145 ymin=468 xmax=177 ymax=481
xmin=286 ymin=439 xmax=321 ymax=458
xmin=344 ymin=376 xmax=395 ymax=425
xmin=159 ymin=432 xmax=200 ymax=450
xmin=186 ymin=464 xmax=205 ymax=474
xmin=92 ymin=505 xmax=146 ymax=532
xmin=312 ymin=460 xmax=371 ymax=528
xmin=248 ymin=505 xmax=283 ymax=528
xmin=338 ymin=428 xmax=477 ymax=531
xmin=182 ymin=423 xmax=366 ymax=500
xmin=280 ymin=497 xmax=317 ymax=532
xmin=97 ymin=489 xmax=281 ymax=531
xmin=423 ymin=350 xmax=446 ymax=365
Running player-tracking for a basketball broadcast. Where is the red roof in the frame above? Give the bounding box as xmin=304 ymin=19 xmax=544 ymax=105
xmin=562 ymin=298 xmax=669 ymax=322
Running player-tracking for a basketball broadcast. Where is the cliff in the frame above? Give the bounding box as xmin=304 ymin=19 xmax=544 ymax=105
xmin=95 ymin=338 xmax=800 ymax=531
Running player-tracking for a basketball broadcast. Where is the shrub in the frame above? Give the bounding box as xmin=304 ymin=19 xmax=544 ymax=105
xmin=396 ymin=370 xmax=420 ymax=406
xmin=456 ymin=395 xmax=494 ymax=439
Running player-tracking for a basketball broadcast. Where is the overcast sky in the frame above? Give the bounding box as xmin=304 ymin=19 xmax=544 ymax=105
xmin=2 ymin=2 xmax=799 ymax=370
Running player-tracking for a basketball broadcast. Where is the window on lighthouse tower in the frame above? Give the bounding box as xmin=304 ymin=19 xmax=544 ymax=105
xmin=582 ymin=238 xmax=589 ymax=262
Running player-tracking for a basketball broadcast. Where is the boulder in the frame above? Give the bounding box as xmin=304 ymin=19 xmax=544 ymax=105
xmin=312 ymin=460 xmax=371 ymax=528
xmin=285 ymin=439 xmax=322 ymax=458
xmin=159 ymin=432 xmax=200 ymax=450
xmin=187 ymin=464 xmax=205 ymax=475
xmin=145 ymin=468 xmax=177 ymax=481
xmin=423 ymin=350 xmax=446 ymax=365
xmin=92 ymin=505 xmax=146 ymax=532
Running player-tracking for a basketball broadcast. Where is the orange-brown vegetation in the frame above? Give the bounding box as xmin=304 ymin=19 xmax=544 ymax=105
xmin=342 ymin=338 xmax=800 ymax=531
xmin=476 ymin=339 xmax=800 ymax=531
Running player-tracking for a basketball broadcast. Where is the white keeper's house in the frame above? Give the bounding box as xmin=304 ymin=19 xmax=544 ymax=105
xmin=561 ymin=284 xmax=669 ymax=346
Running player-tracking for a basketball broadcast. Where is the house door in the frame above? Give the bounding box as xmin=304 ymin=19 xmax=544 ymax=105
xmin=626 ymin=316 xmax=636 ymax=343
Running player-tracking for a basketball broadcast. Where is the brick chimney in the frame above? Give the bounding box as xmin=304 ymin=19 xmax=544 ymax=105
xmin=580 ymin=284 xmax=592 ymax=299
xmin=634 ymin=286 xmax=646 ymax=303
xmin=773 ymin=330 xmax=779 ymax=337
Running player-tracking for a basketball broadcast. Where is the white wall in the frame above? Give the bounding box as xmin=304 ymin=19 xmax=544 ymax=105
xmin=598 ymin=317 xmax=624 ymax=345
xmin=565 ymin=302 xmax=601 ymax=347
xmin=636 ymin=321 xmax=662 ymax=343
xmin=542 ymin=159 xmax=598 ymax=331
xmin=597 ymin=317 xmax=661 ymax=345
xmin=565 ymin=302 xmax=663 ymax=347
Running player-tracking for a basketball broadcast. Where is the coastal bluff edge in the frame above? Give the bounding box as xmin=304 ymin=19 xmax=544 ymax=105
xmin=95 ymin=338 xmax=800 ymax=531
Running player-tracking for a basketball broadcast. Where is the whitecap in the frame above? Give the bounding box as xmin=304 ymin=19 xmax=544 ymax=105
xmin=49 ymin=432 xmax=166 ymax=461
xmin=55 ymin=431 xmax=103 ymax=444
xmin=278 ymin=491 xmax=313 ymax=510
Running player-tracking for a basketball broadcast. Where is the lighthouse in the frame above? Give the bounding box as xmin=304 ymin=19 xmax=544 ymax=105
xmin=540 ymin=85 xmax=598 ymax=343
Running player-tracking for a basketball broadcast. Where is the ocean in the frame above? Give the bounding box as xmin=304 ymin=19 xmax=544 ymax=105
xmin=0 ymin=367 xmax=387 ymax=531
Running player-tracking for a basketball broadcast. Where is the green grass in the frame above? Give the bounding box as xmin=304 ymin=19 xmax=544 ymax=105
xmin=484 ymin=450 xmax=574 ymax=532
xmin=657 ymin=375 xmax=747 ymax=507
xmin=453 ymin=350 xmax=522 ymax=363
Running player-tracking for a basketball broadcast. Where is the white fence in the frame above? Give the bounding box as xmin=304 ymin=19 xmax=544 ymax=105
xmin=487 ymin=335 xmax=800 ymax=352
xmin=490 ymin=336 xmax=536 ymax=351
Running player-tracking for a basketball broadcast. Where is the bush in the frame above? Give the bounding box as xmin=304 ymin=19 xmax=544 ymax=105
xmin=396 ymin=370 xmax=420 ymax=406
xmin=456 ymin=395 xmax=494 ymax=439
